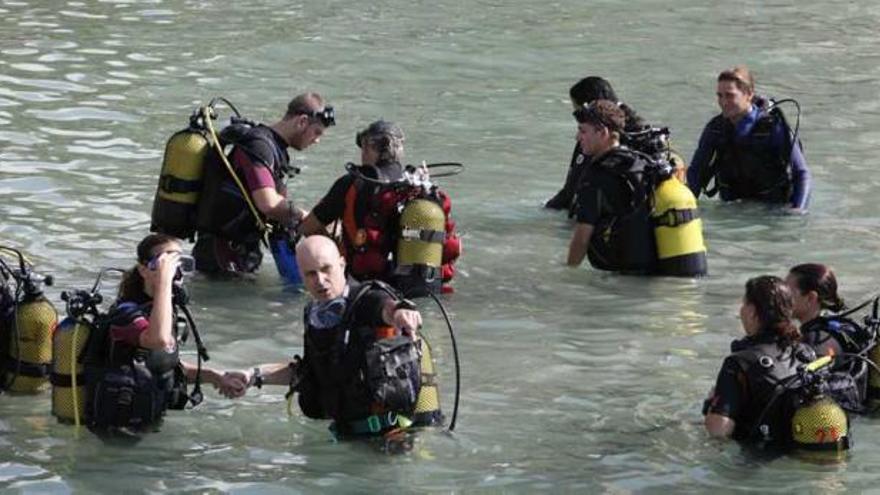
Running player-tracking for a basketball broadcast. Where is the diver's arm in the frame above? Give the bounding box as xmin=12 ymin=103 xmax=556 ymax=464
xmin=704 ymin=413 xmax=735 ymax=438
xmin=139 ymin=253 xmax=177 ymax=351
xmin=298 ymin=213 xmax=327 ymax=236
xmin=787 ymin=143 xmax=811 ymax=212
xmin=252 ymin=187 xmax=306 ymax=225
xmin=245 ymin=362 xmax=296 ymax=387
xmin=180 ymin=361 xmax=223 ymax=386
xmin=567 ymin=223 xmax=594 ymax=267
xmin=686 ymin=123 xmax=716 ymax=197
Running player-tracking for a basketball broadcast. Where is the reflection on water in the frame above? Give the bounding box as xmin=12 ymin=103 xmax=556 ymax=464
xmin=2 ymin=0 xmax=880 ymax=491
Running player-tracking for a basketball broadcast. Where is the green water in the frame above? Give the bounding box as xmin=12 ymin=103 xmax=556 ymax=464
xmin=2 ymin=0 xmax=880 ymax=492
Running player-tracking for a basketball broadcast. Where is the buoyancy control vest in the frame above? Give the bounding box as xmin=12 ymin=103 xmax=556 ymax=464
xmin=800 ymin=316 xmax=872 ymax=411
xmin=150 ymin=99 xmax=285 ymax=244
xmin=195 ymin=124 xmax=289 ymax=243
xmin=295 ymin=282 xmax=433 ymax=435
xmin=731 ymin=341 xmax=850 ymax=451
xmin=701 ymin=101 xmax=798 ymax=203
xmin=586 ymin=148 xmax=707 ymax=276
xmin=83 ymin=301 xmax=190 ymax=431
xmin=341 ymin=162 xmax=461 ymax=297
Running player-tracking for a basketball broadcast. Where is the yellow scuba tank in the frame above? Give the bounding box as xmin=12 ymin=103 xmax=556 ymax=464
xmin=791 ymin=396 xmax=850 ymax=451
xmin=413 ymin=338 xmax=442 ymax=426
xmin=395 ymin=199 xmax=446 ymax=297
xmin=51 ymin=317 xmax=90 ymax=424
xmin=650 ymin=177 xmax=708 ymax=277
xmin=5 ymin=294 xmax=57 ymax=393
xmin=150 ymin=121 xmax=212 ymax=241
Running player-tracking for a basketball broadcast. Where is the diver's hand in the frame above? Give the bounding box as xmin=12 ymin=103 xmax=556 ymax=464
xmin=392 ymin=308 xmax=422 ymax=337
xmin=218 ymin=370 xmax=249 ymax=399
xmin=151 ymin=251 xmax=180 ymax=287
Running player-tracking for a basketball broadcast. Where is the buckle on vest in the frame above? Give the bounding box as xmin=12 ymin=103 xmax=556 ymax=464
xmin=366 ymin=415 xmax=382 ymax=433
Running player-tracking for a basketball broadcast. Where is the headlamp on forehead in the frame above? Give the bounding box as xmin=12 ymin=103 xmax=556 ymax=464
xmin=303 ymin=106 xmax=335 ymax=127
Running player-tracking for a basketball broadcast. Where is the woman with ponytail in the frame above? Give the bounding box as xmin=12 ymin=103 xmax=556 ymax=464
xmin=786 ymin=263 xmax=871 ymax=409
xmin=703 ymin=275 xmax=816 ymax=447
xmin=86 ymin=234 xmax=237 ymax=436
xmin=785 ymin=263 xmax=862 ymax=357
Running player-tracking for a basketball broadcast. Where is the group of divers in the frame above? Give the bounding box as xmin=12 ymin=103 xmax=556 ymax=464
xmin=0 ymin=63 xmax=876 ymax=458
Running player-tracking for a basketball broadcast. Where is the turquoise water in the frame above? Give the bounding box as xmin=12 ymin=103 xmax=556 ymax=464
xmin=2 ymin=0 xmax=880 ymax=492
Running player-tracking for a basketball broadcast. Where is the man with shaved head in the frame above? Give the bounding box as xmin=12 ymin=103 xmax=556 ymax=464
xmin=223 ymin=235 xmax=442 ymax=438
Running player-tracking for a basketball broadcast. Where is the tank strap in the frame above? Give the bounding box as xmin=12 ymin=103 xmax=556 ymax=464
xmin=653 ymin=208 xmax=699 ymax=227
xmin=159 ymin=174 xmax=203 ymax=194
xmin=4 ymin=359 xmax=50 ymax=378
xmin=50 ymin=371 xmax=85 ymax=387
xmin=400 ymin=227 xmax=445 ymax=243
xmin=796 ymin=436 xmax=850 ymax=451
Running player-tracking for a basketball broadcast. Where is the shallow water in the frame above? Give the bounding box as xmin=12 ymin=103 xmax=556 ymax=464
xmin=2 ymin=0 xmax=880 ymax=492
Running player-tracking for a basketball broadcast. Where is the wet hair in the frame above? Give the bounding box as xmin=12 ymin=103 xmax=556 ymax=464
xmin=744 ymin=275 xmax=800 ymax=345
xmin=118 ymin=233 xmax=180 ymax=302
xmin=574 ymin=99 xmax=626 ymax=134
xmin=569 ymin=76 xmax=618 ymax=107
xmin=717 ymin=65 xmax=755 ymax=95
xmin=357 ymin=120 xmax=405 ymax=164
xmin=283 ymin=92 xmax=325 ymax=120
xmin=788 ymin=263 xmax=846 ymax=313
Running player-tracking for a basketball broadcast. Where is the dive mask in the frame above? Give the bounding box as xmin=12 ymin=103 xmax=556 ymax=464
xmin=308 ymin=297 xmax=347 ymax=329
xmin=305 ymin=106 xmax=336 ymax=127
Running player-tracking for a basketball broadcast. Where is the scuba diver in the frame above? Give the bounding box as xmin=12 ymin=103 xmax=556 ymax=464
xmin=82 ymin=233 xmax=236 ymax=438
xmin=186 ymin=93 xmax=335 ymax=275
xmin=786 ymin=263 xmax=873 ymax=411
xmin=703 ymin=275 xmax=851 ymax=452
xmin=299 ymin=120 xmax=461 ymax=296
xmin=220 ymin=235 xmax=444 ymax=440
xmin=545 ymin=76 xmax=641 ymax=215
xmin=545 ymin=76 xmax=687 ymax=216
xmin=686 ymin=65 xmax=811 ymax=212
xmin=566 ymin=100 xmax=707 ymax=277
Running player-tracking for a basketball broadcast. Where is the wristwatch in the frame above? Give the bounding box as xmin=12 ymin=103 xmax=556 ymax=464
xmin=251 ymin=367 xmax=263 ymax=389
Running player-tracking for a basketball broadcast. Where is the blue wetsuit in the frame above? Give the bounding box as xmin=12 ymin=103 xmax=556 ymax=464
xmin=687 ymin=104 xmax=811 ymax=210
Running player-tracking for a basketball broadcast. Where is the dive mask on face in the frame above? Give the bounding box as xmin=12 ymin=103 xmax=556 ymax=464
xmin=308 ymin=297 xmax=347 ymax=329
xmin=305 ymin=106 xmax=335 ymax=127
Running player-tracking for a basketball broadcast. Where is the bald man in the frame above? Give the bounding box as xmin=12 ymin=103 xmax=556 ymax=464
xmin=223 ymin=235 xmax=436 ymax=437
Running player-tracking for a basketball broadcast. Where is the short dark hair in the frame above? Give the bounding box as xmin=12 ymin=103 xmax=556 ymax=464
xmin=569 ymin=76 xmax=618 ymax=107
xmin=573 ymin=99 xmax=625 ymax=133
xmin=717 ymin=65 xmax=755 ymax=94
xmin=284 ymin=92 xmax=325 ymax=120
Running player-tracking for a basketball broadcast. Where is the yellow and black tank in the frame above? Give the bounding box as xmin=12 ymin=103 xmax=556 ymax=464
xmin=4 ymin=293 xmax=57 ymax=393
xmin=791 ymin=396 xmax=850 ymax=452
xmin=650 ymin=176 xmax=708 ymax=277
xmin=51 ymin=316 xmax=91 ymax=424
xmin=412 ymin=338 xmax=443 ymax=426
xmin=150 ymin=118 xmax=212 ymax=241
xmin=394 ymin=198 xmax=446 ymax=297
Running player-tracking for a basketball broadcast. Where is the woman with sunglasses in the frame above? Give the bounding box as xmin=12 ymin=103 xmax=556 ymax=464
xmin=84 ymin=233 xmax=236 ymax=437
